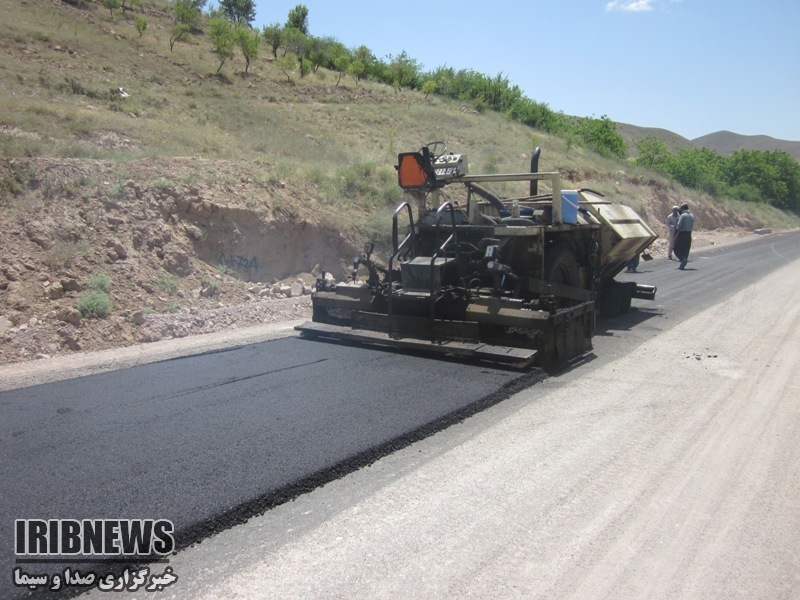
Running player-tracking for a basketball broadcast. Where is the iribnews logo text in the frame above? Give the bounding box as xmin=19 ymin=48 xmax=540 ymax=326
xmin=15 ymin=519 xmax=175 ymax=556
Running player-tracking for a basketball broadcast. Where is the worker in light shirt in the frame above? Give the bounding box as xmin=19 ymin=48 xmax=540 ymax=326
xmin=674 ymin=203 xmax=695 ymax=270
xmin=666 ymin=205 xmax=680 ymax=260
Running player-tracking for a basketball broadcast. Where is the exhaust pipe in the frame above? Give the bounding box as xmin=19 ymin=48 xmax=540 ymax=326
xmin=632 ymin=284 xmax=657 ymax=301
xmin=529 ymin=147 xmax=541 ymax=196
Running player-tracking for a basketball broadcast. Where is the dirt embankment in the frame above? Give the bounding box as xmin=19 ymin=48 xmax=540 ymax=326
xmin=0 ymin=158 xmax=359 ymax=364
xmin=0 ymin=158 xmax=767 ymax=365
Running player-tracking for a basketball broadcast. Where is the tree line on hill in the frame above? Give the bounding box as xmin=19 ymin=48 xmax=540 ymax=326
xmin=125 ymin=1 xmax=798 ymax=213
xmin=635 ymin=137 xmax=800 ymax=213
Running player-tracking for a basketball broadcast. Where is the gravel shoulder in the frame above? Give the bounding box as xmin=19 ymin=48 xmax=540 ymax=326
xmin=140 ymin=245 xmax=800 ymax=599
xmin=0 ymin=307 xmax=308 ymax=392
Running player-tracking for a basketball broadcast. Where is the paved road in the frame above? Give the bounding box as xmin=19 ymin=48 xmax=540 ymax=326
xmin=591 ymin=230 xmax=800 ymax=368
xmin=166 ymin=234 xmax=800 ymax=600
xmin=2 ymin=323 xmax=543 ymax=598
xmin=3 ymin=230 xmax=799 ymax=598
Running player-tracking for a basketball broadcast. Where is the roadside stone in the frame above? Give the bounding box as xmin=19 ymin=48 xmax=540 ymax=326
xmin=183 ymin=224 xmax=204 ymax=240
xmin=56 ymin=307 xmax=82 ymax=326
xmin=106 ymin=216 xmax=125 ymax=230
xmin=24 ymin=221 xmax=52 ymax=249
xmin=3 ymin=266 xmax=20 ymax=282
xmin=7 ymin=293 xmax=29 ymax=311
xmin=56 ymin=327 xmax=81 ymax=350
xmin=163 ymin=250 xmax=191 ymax=276
xmin=60 ymin=278 xmax=81 ymax=292
xmin=0 ymin=316 xmax=11 ymax=334
xmin=48 ymin=281 xmax=65 ymax=299
xmin=289 ymin=282 xmax=304 ymax=298
xmin=106 ymin=239 xmax=128 ymax=260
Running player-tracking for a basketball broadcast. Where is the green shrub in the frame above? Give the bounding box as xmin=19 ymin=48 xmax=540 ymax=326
xmin=201 ymin=274 xmax=220 ymax=290
xmin=77 ymin=290 xmax=113 ymax=318
xmin=155 ymin=273 xmax=179 ymax=294
xmin=87 ymin=271 xmax=112 ymax=292
xmin=108 ymin=181 xmax=125 ymax=198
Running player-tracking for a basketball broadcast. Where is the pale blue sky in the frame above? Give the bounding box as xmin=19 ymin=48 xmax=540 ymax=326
xmin=250 ymin=0 xmax=800 ymax=142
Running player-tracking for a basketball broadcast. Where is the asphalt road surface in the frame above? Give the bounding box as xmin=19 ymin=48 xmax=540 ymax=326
xmin=3 ymin=230 xmax=800 ymax=599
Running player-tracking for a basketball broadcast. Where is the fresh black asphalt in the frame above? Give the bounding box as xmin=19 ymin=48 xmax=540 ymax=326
xmin=2 ymin=337 xmax=544 ymax=597
xmin=2 ymin=230 xmax=799 ymax=598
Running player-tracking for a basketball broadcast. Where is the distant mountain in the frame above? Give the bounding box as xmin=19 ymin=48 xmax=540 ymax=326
xmin=617 ymin=123 xmax=800 ymax=161
xmin=616 ymin=123 xmax=696 ymax=158
xmin=692 ymin=131 xmax=800 ymax=160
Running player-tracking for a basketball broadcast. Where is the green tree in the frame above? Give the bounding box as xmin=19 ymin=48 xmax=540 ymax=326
xmin=208 ymin=16 xmax=236 ymax=73
xmin=299 ymin=55 xmax=312 ymax=77
xmin=219 ymin=0 xmax=255 ymax=26
xmin=634 ymin=135 xmax=672 ymax=170
xmin=169 ymin=23 xmax=190 ymax=51
xmin=724 ymin=149 xmax=800 ymax=210
xmin=276 ymin=53 xmax=297 ymax=82
xmin=508 ymin=98 xmax=564 ymax=134
xmin=387 ymin=51 xmax=420 ymax=91
xmin=669 ymin=147 xmax=723 ymax=192
xmin=174 ymin=0 xmax=201 ymax=30
xmin=421 ymin=79 xmax=437 ymax=99
xmin=102 ymin=0 xmax=121 ymax=18
xmin=348 ymin=45 xmax=374 ymax=85
xmin=134 ymin=15 xmax=148 ymax=38
xmin=281 ymin=27 xmax=308 ymax=76
xmin=281 ymin=26 xmax=306 ymax=56
xmin=262 ymin=23 xmax=282 ymax=58
xmin=236 ymin=25 xmax=260 ymax=74
xmin=286 ymin=4 xmax=309 ymax=34
xmin=329 ymin=42 xmax=351 ymax=85
xmin=575 ymin=115 xmax=626 ymax=158
xmin=305 ymin=36 xmax=340 ymax=73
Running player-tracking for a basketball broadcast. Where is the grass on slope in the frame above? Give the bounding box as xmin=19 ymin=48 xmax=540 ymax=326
xmin=1 ymin=0 xmax=798 ymax=235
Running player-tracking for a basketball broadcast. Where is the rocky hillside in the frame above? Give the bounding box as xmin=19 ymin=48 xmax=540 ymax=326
xmin=0 ymin=157 xmax=362 ymax=363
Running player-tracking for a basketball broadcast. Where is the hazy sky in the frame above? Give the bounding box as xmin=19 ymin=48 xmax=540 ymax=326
xmin=251 ymin=0 xmax=800 ymax=142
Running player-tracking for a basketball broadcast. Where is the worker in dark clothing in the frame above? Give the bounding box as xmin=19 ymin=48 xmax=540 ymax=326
xmin=626 ymin=253 xmax=640 ymax=272
xmin=674 ymin=203 xmax=695 ymax=270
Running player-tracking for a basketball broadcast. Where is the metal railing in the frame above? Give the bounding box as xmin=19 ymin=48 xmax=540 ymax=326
xmin=428 ymin=201 xmax=459 ymax=334
xmin=387 ymin=201 xmax=416 ymax=327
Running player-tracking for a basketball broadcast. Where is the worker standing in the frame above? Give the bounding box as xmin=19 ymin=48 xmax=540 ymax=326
xmin=674 ymin=203 xmax=695 ymax=270
xmin=666 ymin=205 xmax=680 ymax=260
